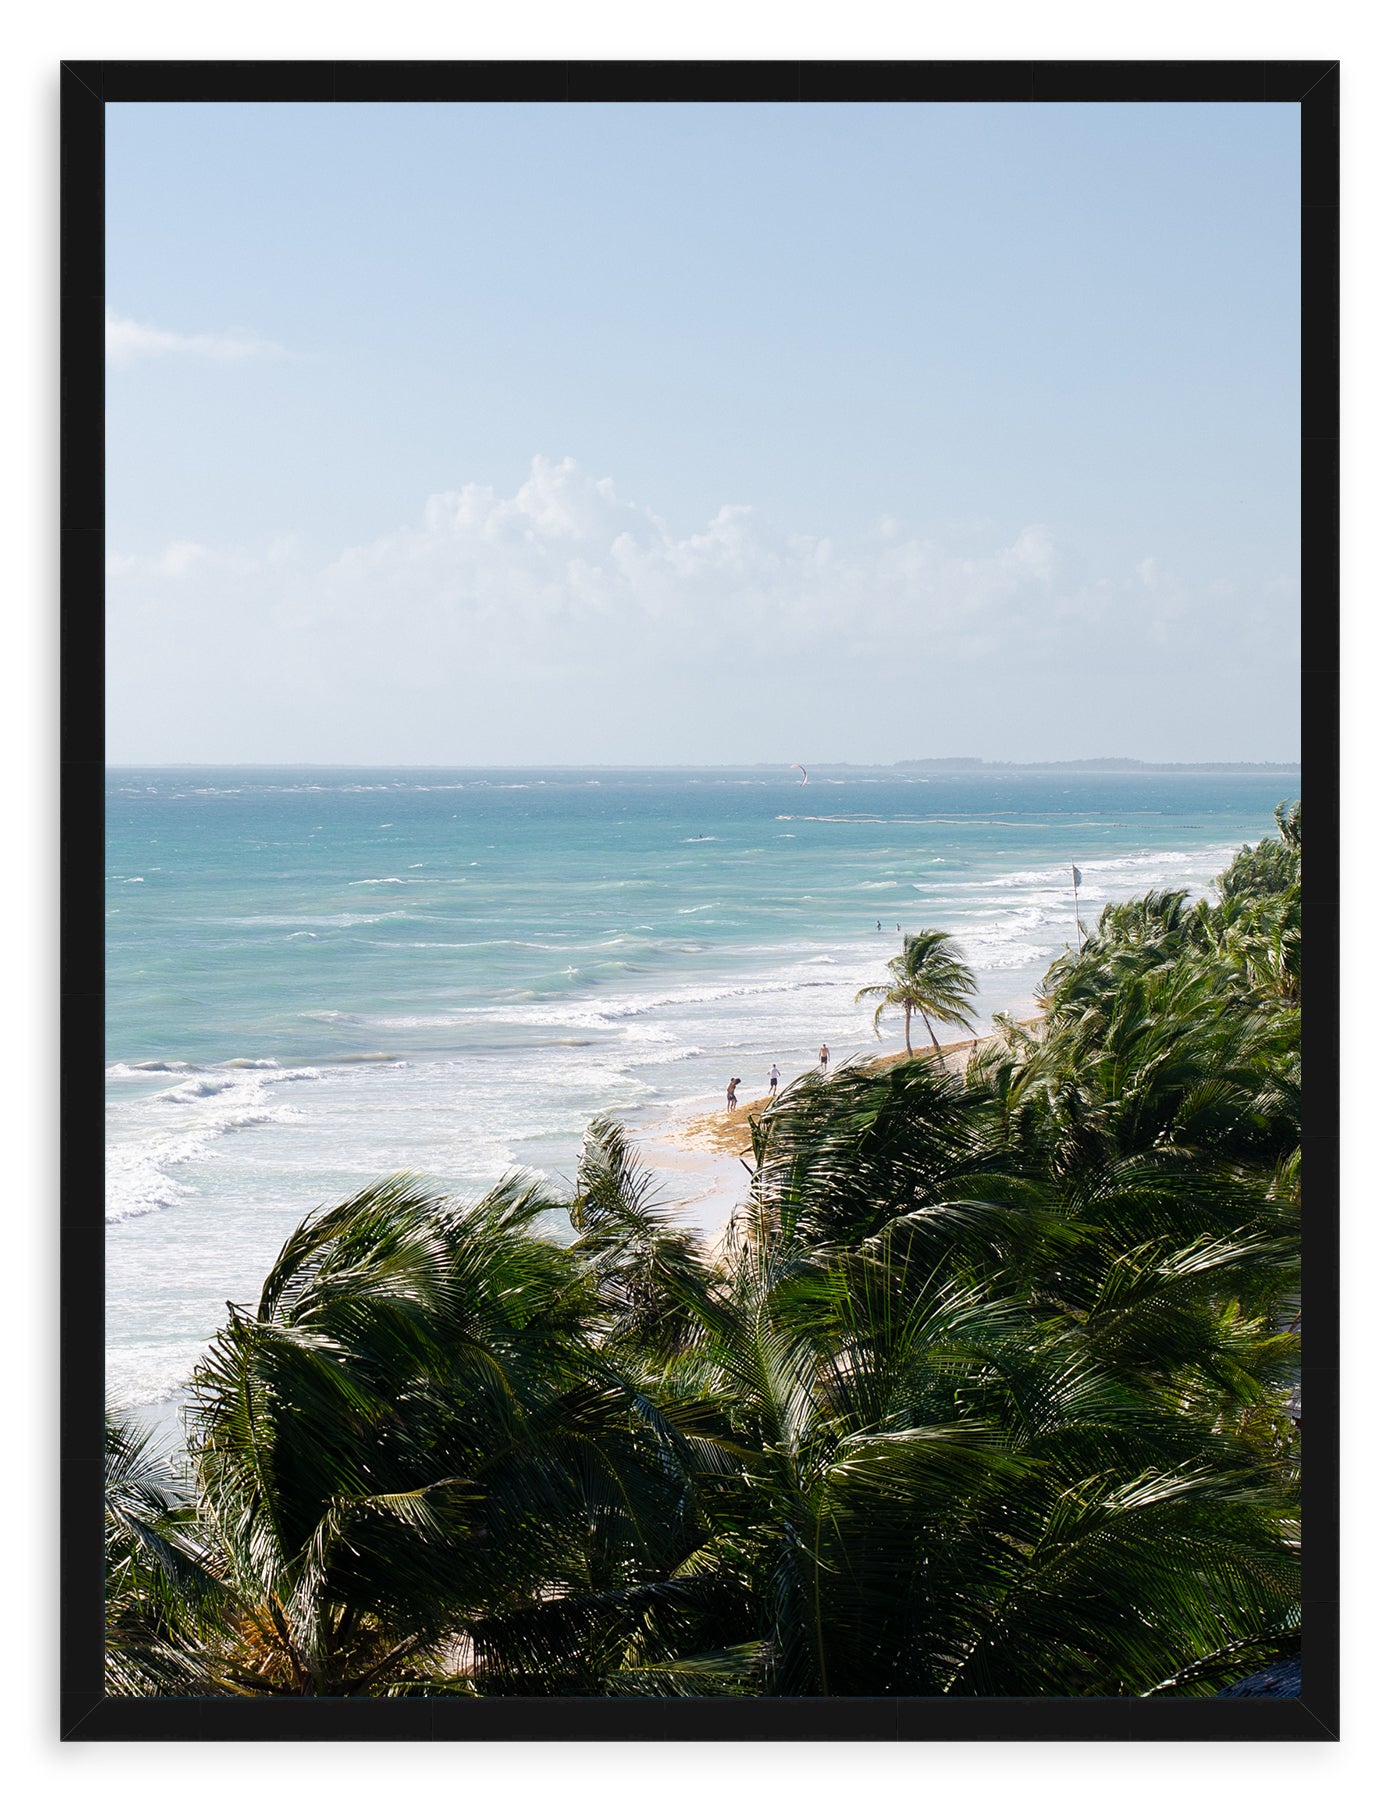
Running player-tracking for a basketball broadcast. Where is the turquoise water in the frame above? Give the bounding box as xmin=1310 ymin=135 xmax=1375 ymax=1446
xmin=106 ymin=766 xmax=1291 ymax=1408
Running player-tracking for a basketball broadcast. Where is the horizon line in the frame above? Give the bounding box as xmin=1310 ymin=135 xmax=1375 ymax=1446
xmin=104 ymin=757 xmax=1303 ymax=772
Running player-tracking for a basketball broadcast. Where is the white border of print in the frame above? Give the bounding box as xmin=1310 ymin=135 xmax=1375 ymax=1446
xmin=9 ymin=0 xmax=1389 ymax=1796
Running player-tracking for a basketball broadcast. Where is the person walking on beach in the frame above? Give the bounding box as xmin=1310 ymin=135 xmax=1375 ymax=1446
xmin=726 ymin=1076 xmax=740 ymax=1112
xmin=819 ymin=1042 xmax=830 ymax=1072
xmin=768 ymin=1063 xmax=780 ymax=1095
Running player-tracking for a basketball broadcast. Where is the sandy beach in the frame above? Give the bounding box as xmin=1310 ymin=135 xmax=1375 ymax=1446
xmin=636 ymin=1028 xmax=1027 ymax=1240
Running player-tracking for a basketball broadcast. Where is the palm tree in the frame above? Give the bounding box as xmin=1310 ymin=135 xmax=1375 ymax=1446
xmin=568 ymin=1116 xmax=711 ymax=1358
xmin=856 ymin=928 xmax=979 ymax=1058
xmin=104 ymin=1413 xmax=229 ymax=1695
xmin=1217 ymin=799 xmax=1300 ymax=902
xmin=185 ymin=1172 xmax=690 ymax=1695
xmin=487 ymin=1085 xmax=1300 ymax=1698
xmin=626 ymin=1210 xmax=1299 ymax=1697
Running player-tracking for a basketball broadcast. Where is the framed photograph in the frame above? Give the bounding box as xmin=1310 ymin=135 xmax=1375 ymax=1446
xmin=63 ymin=59 xmax=1338 ymax=1740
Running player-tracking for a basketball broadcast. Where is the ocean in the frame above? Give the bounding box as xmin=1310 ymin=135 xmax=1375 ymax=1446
xmin=105 ymin=765 xmax=1292 ymax=1415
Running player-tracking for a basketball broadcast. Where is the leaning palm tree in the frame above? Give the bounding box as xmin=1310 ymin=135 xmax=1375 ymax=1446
xmin=632 ymin=1212 xmax=1300 ymax=1697
xmin=856 ymin=928 xmax=979 ymax=1058
xmin=569 ymin=1116 xmax=712 ymax=1358
xmin=104 ymin=1413 xmax=229 ymax=1695
xmin=186 ymin=1172 xmax=690 ymax=1695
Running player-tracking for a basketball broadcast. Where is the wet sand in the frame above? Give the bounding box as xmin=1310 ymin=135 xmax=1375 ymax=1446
xmin=665 ymin=1032 xmax=993 ymax=1158
xmin=633 ymin=1018 xmax=1043 ymax=1240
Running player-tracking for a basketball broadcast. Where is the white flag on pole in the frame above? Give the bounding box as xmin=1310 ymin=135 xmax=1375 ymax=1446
xmin=1071 ymin=864 xmax=1082 ymax=889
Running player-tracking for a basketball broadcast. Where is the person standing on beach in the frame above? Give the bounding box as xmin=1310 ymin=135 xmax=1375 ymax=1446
xmin=819 ymin=1043 xmax=829 ymax=1072
xmin=769 ymin=1063 xmax=780 ymax=1095
xmin=726 ymin=1076 xmax=740 ymax=1112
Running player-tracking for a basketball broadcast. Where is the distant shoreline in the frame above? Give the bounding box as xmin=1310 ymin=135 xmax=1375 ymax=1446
xmin=891 ymin=759 xmax=1300 ymax=775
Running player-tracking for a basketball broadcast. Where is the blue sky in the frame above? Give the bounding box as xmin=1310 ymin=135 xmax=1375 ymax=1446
xmin=105 ymin=101 xmax=1300 ymax=764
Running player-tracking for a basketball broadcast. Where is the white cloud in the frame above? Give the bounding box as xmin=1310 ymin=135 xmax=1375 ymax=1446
xmin=104 ymin=455 xmax=1300 ymax=765
xmin=107 ymin=540 xmax=214 ymax=580
xmin=105 ymin=309 xmax=287 ymax=368
xmin=160 ymin=540 xmax=209 ymax=577
xmin=319 ymin=455 xmax=1062 ymax=663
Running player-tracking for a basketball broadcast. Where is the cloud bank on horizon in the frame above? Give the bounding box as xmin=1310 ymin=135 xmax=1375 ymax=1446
xmin=106 ymin=453 xmax=1298 ymax=767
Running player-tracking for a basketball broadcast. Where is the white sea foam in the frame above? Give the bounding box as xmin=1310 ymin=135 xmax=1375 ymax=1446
xmin=106 ymin=1064 xmax=321 ymax=1222
xmin=368 ymin=1013 xmax=474 ymax=1030
xmin=1080 ymin=850 xmax=1195 ymax=873
xmin=958 ymin=907 xmax=1066 ymax=970
xmin=622 ymin=1044 xmax=706 ymax=1069
xmin=983 ymin=846 xmax=1225 ymax=891
xmin=104 ymin=1151 xmax=194 ymax=1220
xmin=160 ymin=1075 xmax=238 ymax=1102
xmin=105 ymin=1346 xmax=205 ymax=1411
xmin=227 ymin=913 xmax=401 ymax=928
xmin=108 ymin=1060 xmax=197 ymax=1079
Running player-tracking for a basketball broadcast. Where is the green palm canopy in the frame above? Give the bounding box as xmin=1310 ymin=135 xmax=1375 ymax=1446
xmin=856 ymin=928 xmax=980 ymax=1057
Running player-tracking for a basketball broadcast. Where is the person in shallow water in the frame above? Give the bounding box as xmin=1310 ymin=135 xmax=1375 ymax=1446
xmin=769 ymin=1063 xmax=780 ymax=1095
xmin=819 ymin=1043 xmax=829 ymax=1072
xmin=726 ymin=1076 xmax=740 ymax=1111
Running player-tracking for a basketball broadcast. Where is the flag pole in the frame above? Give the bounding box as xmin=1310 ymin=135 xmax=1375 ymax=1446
xmin=1071 ymin=861 xmax=1083 ymax=948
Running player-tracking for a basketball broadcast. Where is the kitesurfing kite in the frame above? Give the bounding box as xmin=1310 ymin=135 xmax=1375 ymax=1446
xmin=790 ymin=763 xmax=809 ymax=785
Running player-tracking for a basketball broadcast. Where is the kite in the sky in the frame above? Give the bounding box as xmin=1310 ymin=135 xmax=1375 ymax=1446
xmin=790 ymin=763 xmax=809 ymax=785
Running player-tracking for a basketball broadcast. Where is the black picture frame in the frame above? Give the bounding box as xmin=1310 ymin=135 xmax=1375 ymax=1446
xmin=61 ymin=57 xmax=1340 ymax=1742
